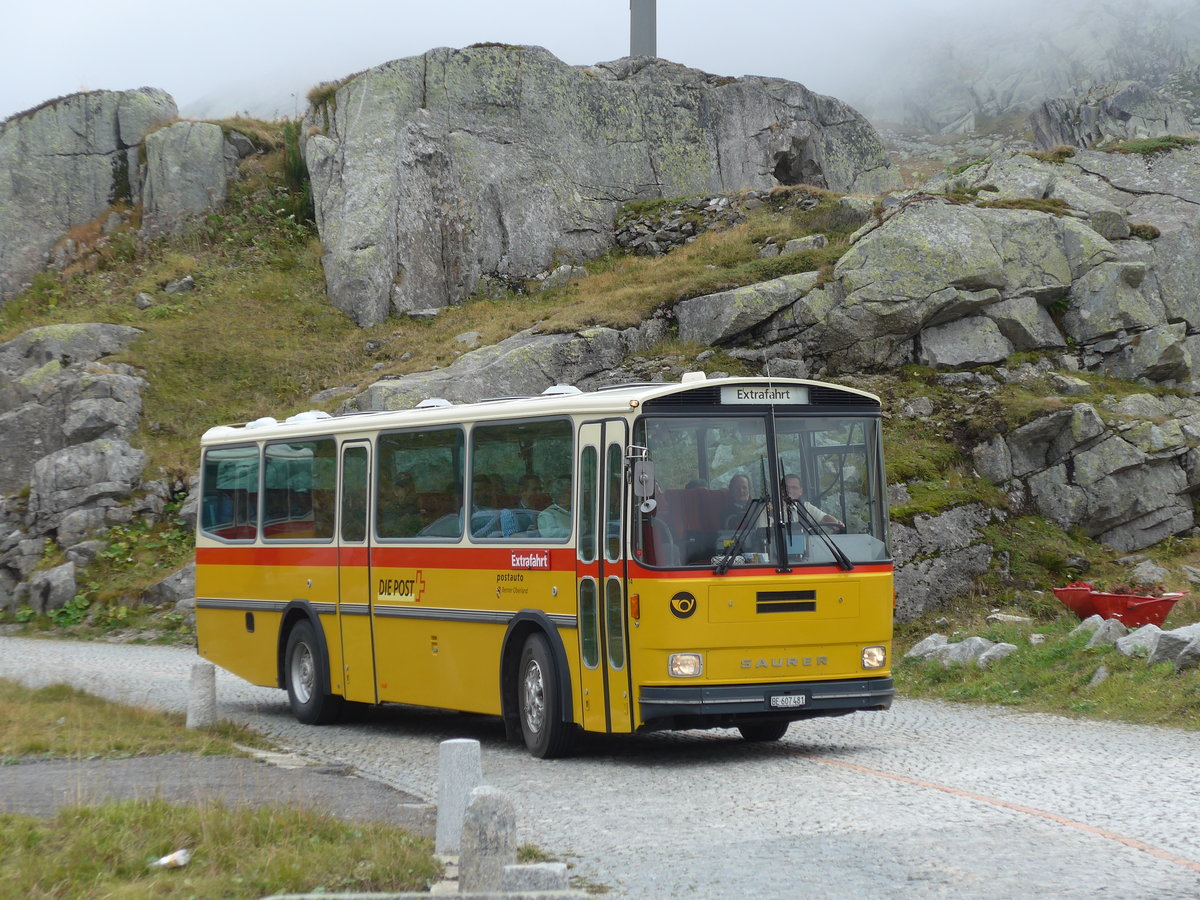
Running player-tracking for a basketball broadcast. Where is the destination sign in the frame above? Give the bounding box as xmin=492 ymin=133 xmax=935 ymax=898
xmin=720 ymin=385 xmax=808 ymax=405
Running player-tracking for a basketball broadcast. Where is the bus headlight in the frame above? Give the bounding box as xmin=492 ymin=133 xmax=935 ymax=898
xmin=861 ymin=646 xmax=887 ymax=669
xmin=668 ymin=653 xmax=703 ymax=678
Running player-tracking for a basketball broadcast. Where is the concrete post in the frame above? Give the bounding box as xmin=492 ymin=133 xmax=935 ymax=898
xmin=630 ymin=0 xmax=657 ymax=58
xmin=435 ymin=738 xmax=483 ymax=854
xmin=459 ymin=785 xmax=517 ymax=893
xmin=502 ymin=862 xmax=569 ymax=892
xmin=185 ymin=662 xmax=216 ymax=729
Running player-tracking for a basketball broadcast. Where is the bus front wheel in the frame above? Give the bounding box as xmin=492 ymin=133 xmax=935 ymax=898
xmin=738 ymin=720 xmax=790 ymax=742
xmin=284 ymin=620 xmax=343 ymax=725
xmin=518 ymin=633 xmax=574 ymax=759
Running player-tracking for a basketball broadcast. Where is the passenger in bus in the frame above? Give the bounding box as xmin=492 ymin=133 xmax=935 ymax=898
xmin=471 ymin=473 xmax=502 ymax=536
xmin=537 ymin=477 xmax=572 ymax=538
xmin=500 ymin=473 xmax=544 ymax=536
xmin=783 ymin=474 xmax=844 ymax=532
xmin=721 ymin=473 xmax=754 ymax=528
xmin=378 ymin=471 xmax=421 ymax=537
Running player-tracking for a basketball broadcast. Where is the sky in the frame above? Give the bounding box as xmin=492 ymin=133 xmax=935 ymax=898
xmin=1 ymin=0 xmax=975 ymax=123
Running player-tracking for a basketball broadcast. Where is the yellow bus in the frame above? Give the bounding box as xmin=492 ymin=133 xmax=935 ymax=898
xmin=195 ymin=374 xmax=893 ymax=757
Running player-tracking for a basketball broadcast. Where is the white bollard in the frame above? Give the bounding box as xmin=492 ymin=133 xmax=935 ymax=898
xmin=185 ymin=662 xmax=216 ymax=729
xmin=459 ymin=785 xmax=517 ymax=893
xmin=434 ymin=738 xmax=482 ymax=854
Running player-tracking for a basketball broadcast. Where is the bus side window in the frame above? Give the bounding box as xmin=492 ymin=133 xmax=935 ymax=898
xmin=379 ymin=427 xmax=465 ymax=539
xmin=263 ymin=438 xmax=336 ymax=541
xmin=470 ymin=418 xmax=573 ymax=541
xmin=200 ymin=444 xmax=259 ymax=541
xmin=340 ymin=446 xmax=368 ymax=543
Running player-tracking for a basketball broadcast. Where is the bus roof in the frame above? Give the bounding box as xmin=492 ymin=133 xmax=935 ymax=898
xmin=200 ymin=374 xmax=880 ymax=446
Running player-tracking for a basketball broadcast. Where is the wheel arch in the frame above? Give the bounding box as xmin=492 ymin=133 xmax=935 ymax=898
xmin=500 ymin=611 xmax=574 ymax=741
xmin=276 ymin=600 xmax=333 ymax=695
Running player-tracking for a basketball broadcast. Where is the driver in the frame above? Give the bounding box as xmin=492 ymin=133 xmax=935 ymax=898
xmin=782 ymin=474 xmax=844 ymax=532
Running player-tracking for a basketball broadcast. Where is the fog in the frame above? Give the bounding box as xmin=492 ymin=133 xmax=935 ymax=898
xmin=4 ymin=0 xmax=1198 ymax=126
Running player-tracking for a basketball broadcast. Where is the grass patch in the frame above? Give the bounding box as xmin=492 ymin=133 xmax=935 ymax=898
xmin=1025 ymin=145 xmax=1077 ymax=163
xmin=978 ymin=197 xmax=1071 ymax=216
xmin=0 ymin=678 xmax=266 ymax=761
xmin=895 ymin=621 xmax=1200 ymax=729
xmin=0 ymin=799 xmax=440 ymax=899
xmin=0 ymin=679 xmax=441 ymax=896
xmin=1099 ymin=135 xmax=1200 ymax=156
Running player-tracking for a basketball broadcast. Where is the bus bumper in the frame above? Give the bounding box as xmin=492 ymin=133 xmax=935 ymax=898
xmin=637 ymin=677 xmax=894 ymax=731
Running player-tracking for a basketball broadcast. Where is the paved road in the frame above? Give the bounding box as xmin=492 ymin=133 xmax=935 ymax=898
xmin=2 ymin=635 xmax=1199 ymax=899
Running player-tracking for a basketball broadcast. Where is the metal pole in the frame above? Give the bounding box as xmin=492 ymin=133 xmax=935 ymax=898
xmin=630 ymin=0 xmax=657 ymax=58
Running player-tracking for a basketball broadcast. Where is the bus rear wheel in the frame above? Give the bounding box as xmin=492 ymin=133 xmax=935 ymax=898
xmin=738 ymin=720 xmax=790 ymax=742
xmin=518 ymin=633 xmax=574 ymax=759
xmin=285 ymin=619 xmax=343 ymax=725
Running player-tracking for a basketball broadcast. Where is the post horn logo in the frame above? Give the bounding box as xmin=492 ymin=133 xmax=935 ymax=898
xmin=670 ymin=591 xmax=697 ymax=619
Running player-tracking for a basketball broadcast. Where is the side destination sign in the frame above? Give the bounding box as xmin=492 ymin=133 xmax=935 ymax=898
xmin=720 ymin=385 xmax=808 ymax=405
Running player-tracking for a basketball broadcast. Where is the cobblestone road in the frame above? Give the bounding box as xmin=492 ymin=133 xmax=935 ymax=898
xmin=2 ymin=636 xmax=1198 ymax=899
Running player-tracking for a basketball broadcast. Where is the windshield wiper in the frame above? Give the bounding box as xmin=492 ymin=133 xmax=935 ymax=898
xmin=787 ymin=497 xmax=854 ymax=571
xmin=714 ymin=496 xmax=766 ymax=575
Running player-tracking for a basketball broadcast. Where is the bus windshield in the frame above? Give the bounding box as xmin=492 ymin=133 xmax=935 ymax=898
xmin=633 ymin=413 xmax=889 ymax=569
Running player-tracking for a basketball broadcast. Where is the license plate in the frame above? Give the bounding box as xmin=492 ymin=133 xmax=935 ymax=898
xmin=769 ymin=694 xmax=806 ymax=708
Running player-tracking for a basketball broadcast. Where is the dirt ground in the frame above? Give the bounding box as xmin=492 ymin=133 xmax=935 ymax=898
xmin=0 ymin=753 xmax=435 ymax=835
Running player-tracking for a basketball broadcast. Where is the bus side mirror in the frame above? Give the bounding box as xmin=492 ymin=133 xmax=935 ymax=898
xmin=632 ymin=460 xmax=654 ymax=499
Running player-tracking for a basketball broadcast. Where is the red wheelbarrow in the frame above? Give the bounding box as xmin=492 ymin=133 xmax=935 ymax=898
xmin=1053 ymin=581 xmax=1188 ymax=628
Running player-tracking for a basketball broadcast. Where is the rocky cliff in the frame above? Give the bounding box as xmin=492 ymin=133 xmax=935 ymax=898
xmin=0 ymin=89 xmax=177 ymax=302
xmin=303 ymin=45 xmax=899 ymax=326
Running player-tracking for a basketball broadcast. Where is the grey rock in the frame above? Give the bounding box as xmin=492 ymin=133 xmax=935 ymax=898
xmin=1115 ymin=624 xmax=1161 ymax=658
xmin=163 ymin=275 xmax=195 ymax=294
xmin=142 ymin=122 xmax=232 ymax=238
xmin=977 ymin=642 xmax=1018 ymax=667
xmin=904 ymin=633 xmax=948 ymax=660
xmin=1085 ymin=617 xmax=1129 ymax=648
xmin=1030 ymin=82 xmax=1195 ymax=150
xmin=539 ymin=264 xmax=587 ymax=291
xmin=919 ymin=315 xmax=1013 ymax=368
xmin=931 ymin=636 xmax=995 ymax=665
xmin=782 ymin=234 xmax=828 ymax=254
xmin=985 ymin=296 xmax=1066 ymax=351
xmin=345 ymin=322 xmax=661 ymax=411
xmin=64 ymin=540 xmax=106 ymax=567
xmin=1129 ymin=559 xmax=1170 ymax=585
xmin=28 ymin=561 xmax=76 ymax=615
xmin=676 ymin=273 xmax=819 ymax=345
xmin=0 ymin=88 xmax=177 ymax=303
xmin=900 ymin=397 xmax=935 ymax=418
xmin=0 ymin=323 xmax=142 ymax=379
xmin=1047 ymin=373 xmax=1092 ymax=396
xmin=459 ymin=785 xmax=517 ymax=893
xmin=1175 ymin=637 xmax=1200 ymax=673
xmin=1147 ymin=630 xmax=1194 ymax=666
xmin=1085 ymin=665 xmax=1111 ymax=689
xmin=27 ymin=439 xmax=147 ymax=533
xmin=305 ymin=46 xmax=897 ymax=325
xmin=134 ymin=292 xmax=154 ymax=309
xmin=1070 ymin=614 xmax=1105 ymax=637
xmin=142 ymin=563 xmax=195 ymax=608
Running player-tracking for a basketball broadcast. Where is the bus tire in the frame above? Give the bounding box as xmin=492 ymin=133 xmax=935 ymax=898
xmin=738 ymin=720 xmax=790 ymax=742
xmin=284 ymin=619 xmax=343 ymax=725
xmin=518 ymin=632 xmax=574 ymax=759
